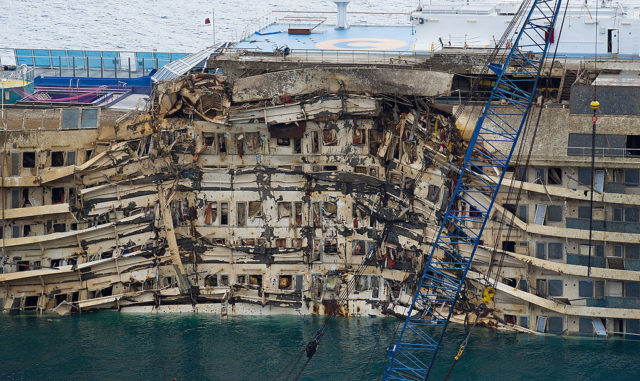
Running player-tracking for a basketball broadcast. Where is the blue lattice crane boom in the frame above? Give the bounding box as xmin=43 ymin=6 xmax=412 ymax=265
xmin=383 ymin=0 xmax=564 ymax=379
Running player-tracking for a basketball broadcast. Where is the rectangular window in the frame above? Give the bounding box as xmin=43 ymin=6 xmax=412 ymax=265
xmin=519 ymin=316 xmax=529 ymax=329
xmin=293 ymin=138 xmax=302 ymax=153
xmin=613 ymin=245 xmax=623 ymax=257
xmin=353 ymin=129 xmax=366 ymax=145
xmin=324 ymin=238 xmax=338 ymax=254
xmin=217 ymin=133 xmax=227 ymax=153
xmin=625 ymin=169 xmax=639 ymax=186
xmin=80 ymin=108 xmax=99 ymax=128
xmin=10 ymin=152 xmax=20 ymax=175
xmin=548 ymin=280 xmax=563 ymax=296
xmin=237 ymin=202 xmax=246 ymax=227
xmin=534 ymin=168 xmax=546 ymax=184
xmin=579 ymin=318 xmax=593 ymax=335
xmin=536 ymin=242 xmax=546 ymax=259
xmin=548 ymin=242 xmax=563 ymax=260
xmin=220 ymin=202 xmax=229 ymax=225
xmin=534 ymin=205 xmax=546 ymax=225
xmin=277 ymin=137 xmax=290 ymax=146
xmin=579 ymin=280 xmax=593 ymax=297
xmin=52 ymin=187 xmax=65 ymax=204
xmin=51 ymin=151 xmax=65 ymax=167
xmin=322 ymin=129 xmax=337 ymax=146
xmin=65 ymin=151 xmax=76 ymax=166
xmin=578 ymin=206 xmax=591 ymax=220
xmin=248 ymin=201 xmax=262 ymax=219
xmin=22 ymin=152 xmax=36 ymax=168
xmin=278 ymin=202 xmax=292 ymax=221
xmin=11 ymin=189 xmax=19 ymax=209
xmin=626 ymin=245 xmax=640 ymax=260
xmin=294 ymin=202 xmax=303 ymax=227
xmin=546 ymin=205 xmax=562 ymax=222
xmin=626 ymin=282 xmax=640 ymax=298
xmin=625 ymin=207 xmax=639 ymax=223
xmin=547 ymin=316 xmax=563 ymax=334
xmin=595 ymin=281 xmax=605 ymax=298
xmin=311 ymin=131 xmax=319 ymax=154
xmin=547 ymin=167 xmax=562 ymax=185
xmin=613 ymin=207 xmax=623 ymax=222
xmin=578 ymin=168 xmax=592 ymax=186
xmin=61 ymin=108 xmax=79 ymax=129
xmin=518 ymin=205 xmax=528 ymax=223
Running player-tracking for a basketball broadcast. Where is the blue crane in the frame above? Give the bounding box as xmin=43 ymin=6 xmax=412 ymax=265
xmin=384 ymin=0 xmax=564 ymax=379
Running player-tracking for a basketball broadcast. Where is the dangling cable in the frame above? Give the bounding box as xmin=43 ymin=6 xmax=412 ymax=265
xmin=587 ymin=0 xmax=600 ymax=279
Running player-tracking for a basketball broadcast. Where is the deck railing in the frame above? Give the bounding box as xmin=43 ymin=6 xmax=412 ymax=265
xmin=0 ymin=48 xmax=190 ymax=78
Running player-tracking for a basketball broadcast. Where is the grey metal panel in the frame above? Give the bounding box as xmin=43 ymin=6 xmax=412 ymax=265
xmin=571 ymin=85 xmax=640 ymax=115
xmin=10 ymin=153 xmax=19 ymax=176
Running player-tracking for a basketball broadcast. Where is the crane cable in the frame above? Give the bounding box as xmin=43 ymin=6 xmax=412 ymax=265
xmin=445 ymin=0 xmax=570 ymax=377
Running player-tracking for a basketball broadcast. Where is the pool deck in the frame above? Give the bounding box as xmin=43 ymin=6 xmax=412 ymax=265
xmin=235 ymin=24 xmax=415 ymax=53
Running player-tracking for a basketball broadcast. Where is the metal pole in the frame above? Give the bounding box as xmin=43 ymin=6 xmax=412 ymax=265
xmin=59 ymin=56 xmax=62 ymax=76
xmin=128 ymin=57 xmax=131 ymax=78
xmin=86 ymin=57 xmax=89 ymax=77
xmin=114 ymin=57 xmax=117 ymax=78
xmin=213 ymin=8 xmax=216 ymax=45
xmin=142 ymin=58 xmax=145 ymax=75
xmin=72 ymin=56 xmax=76 ymax=77
xmin=101 ymin=57 xmax=104 ymax=78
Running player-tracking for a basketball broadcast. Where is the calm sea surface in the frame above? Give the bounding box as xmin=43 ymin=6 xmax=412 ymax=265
xmin=1 ymin=0 xmax=419 ymax=52
xmin=0 ymin=312 xmax=638 ymax=380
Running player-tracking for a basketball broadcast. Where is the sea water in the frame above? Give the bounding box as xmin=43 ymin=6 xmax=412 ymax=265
xmin=0 ymin=0 xmax=420 ymax=52
xmin=0 ymin=312 xmax=638 ymax=380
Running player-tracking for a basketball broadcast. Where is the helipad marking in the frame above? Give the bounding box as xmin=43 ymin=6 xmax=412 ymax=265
xmin=315 ymin=38 xmax=407 ymax=51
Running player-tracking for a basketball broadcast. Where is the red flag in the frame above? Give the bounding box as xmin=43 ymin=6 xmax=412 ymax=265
xmin=204 ymin=17 xmax=211 ymax=24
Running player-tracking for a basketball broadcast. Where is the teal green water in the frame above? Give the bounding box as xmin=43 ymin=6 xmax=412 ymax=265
xmin=0 ymin=312 xmax=638 ymax=380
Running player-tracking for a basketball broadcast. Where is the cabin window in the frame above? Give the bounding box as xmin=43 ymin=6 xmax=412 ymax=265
xmin=324 ymin=238 xmax=338 ymax=254
xmin=22 ymin=152 xmax=35 ymax=168
xmin=248 ymin=201 xmax=262 ymax=218
xmin=355 ymin=166 xmax=367 ymax=174
xmin=52 ymin=187 xmax=65 ymax=204
xmin=311 ymin=131 xmax=319 ymax=153
xmin=17 ymin=261 xmax=30 ymax=272
xmin=535 ymin=242 xmax=546 ymax=259
xmin=626 ymin=170 xmax=640 ymax=187
xmin=51 ymin=151 xmax=65 ymax=167
xmin=547 ymin=317 xmax=563 ymax=334
xmin=220 ymin=202 xmax=229 ymax=225
xmin=534 ymin=167 xmax=545 ymax=184
xmin=352 ymin=240 xmax=365 ymax=256
xmin=66 ymin=151 xmax=76 ymax=166
xmin=205 ymin=202 xmax=217 ymax=225
xmin=293 ymin=138 xmax=302 ymax=153
xmin=548 ymin=280 xmax=563 ymax=297
xmin=237 ymin=275 xmax=246 ymax=285
xmin=548 ymin=242 xmax=563 ymax=260
xmin=80 ymin=108 xmax=98 ymax=128
xmin=237 ymin=202 xmax=247 ymax=227
xmin=218 ymin=133 xmax=227 ymax=153
xmin=53 ymin=223 xmax=66 ymax=232
xmin=219 ymin=275 xmax=229 ymax=286
xmin=292 ymin=238 xmax=303 ymax=248
xmin=323 ymin=129 xmax=337 ymax=146
xmin=578 ymin=168 xmax=592 ymax=186
xmin=613 ymin=207 xmax=623 ymax=222
xmin=279 ymin=275 xmax=293 ymax=290
xmin=249 ymin=275 xmax=262 ymax=286
xmin=294 ymin=202 xmax=303 ymax=226
xmin=369 ymin=167 xmax=378 ymax=178
xmin=427 ymin=185 xmax=440 ymax=203
xmin=277 ymin=137 xmax=290 ymax=146
xmin=579 ymin=280 xmax=593 ymax=297
xmin=626 ymin=245 xmax=640 ymax=260
xmin=625 ymin=207 xmax=640 ymax=223
xmin=355 ymin=275 xmax=368 ymax=292
xmin=546 ymin=205 xmax=562 ymax=222
xmin=547 ymin=167 xmax=562 ymax=185
xmin=353 ymin=129 xmax=366 ymax=145
xmin=324 ymin=199 xmax=337 ymax=219
xmin=278 ymin=202 xmax=292 ymax=220
xmin=276 ymin=238 xmax=287 ymax=249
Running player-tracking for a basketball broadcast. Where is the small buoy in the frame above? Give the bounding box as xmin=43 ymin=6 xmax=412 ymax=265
xmin=590 ymin=100 xmax=600 ymax=111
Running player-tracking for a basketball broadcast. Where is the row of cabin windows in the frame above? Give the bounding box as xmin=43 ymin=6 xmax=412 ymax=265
xmin=518 ymin=166 xmax=640 ymax=189
xmin=203 ymin=273 xmax=304 ymax=291
xmin=8 ymin=187 xmax=75 ymax=209
xmin=201 ymin=128 xmax=373 ymax=156
xmin=531 ymin=278 xmax=640 ymax=299
xmin=0 ymin=221 xmax=77 ymax=238
xmin=506 ymin=203 xmax=640 ymax=225
xmin=6 ymin=150 xmax=93 ymax=175
xmin=201 ymin=200 xmax=374 ymax=228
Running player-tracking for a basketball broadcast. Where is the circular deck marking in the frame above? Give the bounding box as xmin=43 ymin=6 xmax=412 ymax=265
xmin=315 ymin=38 xmax=407 ymax=51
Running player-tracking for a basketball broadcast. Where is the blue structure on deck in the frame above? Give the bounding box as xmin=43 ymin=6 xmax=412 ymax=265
xmin=383 ymin=0 xmax=564 ymax=379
